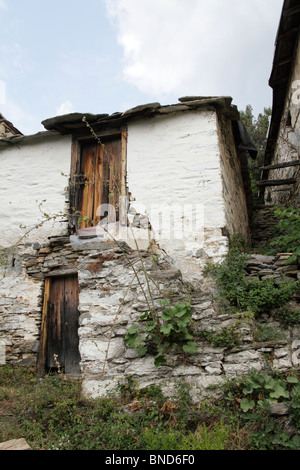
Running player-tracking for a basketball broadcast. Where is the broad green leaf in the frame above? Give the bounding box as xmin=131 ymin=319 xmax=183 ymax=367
xmin=182 ymin=341 xmax=197 ymax=354
xmin=140 ymin=312 xmax=150 ymax=321
xmin=125 ymin=335 xmax=141 ymax=348
xmin=159 ymin=298 xmax=170 ymax=307
xmin=137 ymin=345 xmax=147 ymax=357
xmin=126 ymin=324 xmax=139 ymax=335
xmin=162 ymin=309 xmax=173 ymax=321
xmin=146 ymin=322 xmax=157 ymax=334
xmin=160 ymin=324 xmax=173 ymax=336
xmin=154 ymin=348 xmax=166 ymax=367
xmin=240 ymin=398 xmax=255 ymax=412
xmin=269 ymin=384 xmax=289 ymax=399
xmin=286 ymin=376 xmax=299 ymax=384
xmin=242 ymin=384 xmax=254 ymax=395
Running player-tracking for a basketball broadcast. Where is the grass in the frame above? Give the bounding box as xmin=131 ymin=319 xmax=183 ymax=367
xmin=0 ymin=364 xmax=299 ymax=450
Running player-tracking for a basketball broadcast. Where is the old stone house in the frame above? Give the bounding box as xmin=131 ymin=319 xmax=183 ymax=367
xmin=1 ymin=96 xmax=298 ymax=400
xmin=260 ymin=0 xmax=300 ymax=207
xmin=0 ymin=113 xmax=22 ymax=139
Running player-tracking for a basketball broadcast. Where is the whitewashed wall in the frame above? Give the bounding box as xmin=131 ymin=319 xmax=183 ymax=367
xmin=0 ymin=134 xmax=72 ymax=247
xmin=0 ymin=134 xmax=72 ymax=366
xmin=127 ymin=110 xmax=230 ymax=281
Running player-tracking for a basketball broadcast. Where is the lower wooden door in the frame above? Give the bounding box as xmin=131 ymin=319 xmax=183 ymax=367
xmin=38 ymin=274 xmax=81 ymax=375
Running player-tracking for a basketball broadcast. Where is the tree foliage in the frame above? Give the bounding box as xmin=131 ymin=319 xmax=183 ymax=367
xmin=240 ymin=105 xmax=272 ymax=183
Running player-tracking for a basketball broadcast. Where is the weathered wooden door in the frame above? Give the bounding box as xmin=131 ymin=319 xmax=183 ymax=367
xmin=38 ymin=275 xmax=81 ymax=375
xmin=79 ymin=137 xmax=123 ymax=228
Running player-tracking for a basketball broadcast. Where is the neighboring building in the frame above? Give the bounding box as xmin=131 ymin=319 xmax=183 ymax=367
xmin=0 ymin=113 xmax=22 ymax=138
xmin=260 ymin=0 xmax=300 ymax=207
xmin=0 ymin=97 xmax=261 ymax=398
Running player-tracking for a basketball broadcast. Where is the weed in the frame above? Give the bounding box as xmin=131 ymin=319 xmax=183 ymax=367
xmin=197 ymin=326 xmax=241 ymax=349
xmin=273 ymin=306 xmax=300 ymax=327
xmin=206 ymin=244 xmax=299 ymax=317
xmin=1 ymin=365 xmax=299 ymax=450
xmin=125 ymin=299 xmax=197 ymax=367
xmin=217 ymin=369 xmax=300 ymax=450
xmin=267 ymin=207 xmax=300 ymax=263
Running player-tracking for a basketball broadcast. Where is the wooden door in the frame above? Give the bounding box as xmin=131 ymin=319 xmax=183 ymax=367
xmin=79 ymin=137 xmax=122 ymax=228
xmin=39 ymin=275 xmax=81 ymax=375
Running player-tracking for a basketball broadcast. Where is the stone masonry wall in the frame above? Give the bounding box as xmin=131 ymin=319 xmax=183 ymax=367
xmin=265 ymin=36 xmax=300 ymax=208
xmin=69 ymin=235 xmax=300 ymax=402
xmin=1 ymin=229 xmax=299 ymax=402
xmin=0 ymin=236 xmax=78 ymax=365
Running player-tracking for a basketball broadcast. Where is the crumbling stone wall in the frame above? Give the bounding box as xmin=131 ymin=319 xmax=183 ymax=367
xmin=70 ymin=235 xmax=300 ymax=401
xmin=0 ymin=236 xmax=78 ymax=365
xmin=265 ymin=36 xmax=300 ymax=208
xmin=216 ymin=112 xmax=251 ymax=242
xmin=1 ymin=229 xmax=299 ymax=402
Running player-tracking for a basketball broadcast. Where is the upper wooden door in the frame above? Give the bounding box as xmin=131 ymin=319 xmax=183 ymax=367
xmin=79 ymin=136 xmax=123 ymax=228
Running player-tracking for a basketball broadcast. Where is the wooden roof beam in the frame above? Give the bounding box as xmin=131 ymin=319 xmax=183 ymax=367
xmin=256 ymin=178 xmax=296 ymax=187
xmin=260 ymin=160 xmax=300 ymax=171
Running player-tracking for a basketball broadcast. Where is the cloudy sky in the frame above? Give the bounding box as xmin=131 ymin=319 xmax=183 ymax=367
xmin=0 ymin=0 xmax=283 ymax=135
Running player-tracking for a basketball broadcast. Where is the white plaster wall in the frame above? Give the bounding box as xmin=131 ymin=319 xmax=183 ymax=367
xmin=0 ymin=134 xmax=72 ymax=247
xmin=0 ymin=134 xmax=72 ymax=364
xmin=126 ymin=110 xmax=228 ymax=279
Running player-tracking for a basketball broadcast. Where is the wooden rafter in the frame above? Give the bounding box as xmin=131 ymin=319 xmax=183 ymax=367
xmin=256 ymin=178 xmax=296 ymax=187
xmin=260 ymin=160 xmax=300 ymax=171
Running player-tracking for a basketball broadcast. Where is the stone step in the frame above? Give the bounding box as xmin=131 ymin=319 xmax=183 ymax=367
xmin=0 ymin=438 xmax=32 ymax=450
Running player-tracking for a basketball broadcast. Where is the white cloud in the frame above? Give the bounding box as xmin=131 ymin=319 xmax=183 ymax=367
xmin=105 ymin=0 xmax=283 ymax=112
xmin=1 ymin=99 xmax=42 ymax=135
xmin=0 ymin=0 xmax=8 ymax=11
xmin=56 ymin=100 xmax=75 ymax=116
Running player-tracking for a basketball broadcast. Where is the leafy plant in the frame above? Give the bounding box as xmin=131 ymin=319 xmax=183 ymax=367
xmin=273 ymin=305 xmax=300 ymax=327
xmin=142 ymin=422 xmax=232 ymax=450
xmin=240 ymin=277 xmax=298 ymax=315
xmin=206 ymin=244 xmax=299 ymax=316
xmin=267 ymin=206 xmax=300 ymax=263
xmin=198 ymin=326 xmax=241 ymax=349
xmin=252 ymin=322 xmax=285 ymax=342
xmin=125 ymin=299 xmax=197 ymax=366
xmin=218 ymin=370 xmax=300 ymax=450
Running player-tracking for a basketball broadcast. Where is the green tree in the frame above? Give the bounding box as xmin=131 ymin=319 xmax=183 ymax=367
xmin=240 ymin=105 xmax=271 ymax=183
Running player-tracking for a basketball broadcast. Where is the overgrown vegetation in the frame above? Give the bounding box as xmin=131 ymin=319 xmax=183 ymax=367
xmin=0 ymin=364 xmax=299 ymax=450
xmin=265 ymin=206 xmax=300 ymax=264
xmin=240 ymin=104 xmax=272 ymax=204
xmin=205 ymin=237 xmax=299 ymax=325
xmin=197 ymin=326 xmax=242 ymax=349
xmin=206 ymin=254 xmax=298 ymax=319
xmin=218 ymin=369 xmax=300 ymax=450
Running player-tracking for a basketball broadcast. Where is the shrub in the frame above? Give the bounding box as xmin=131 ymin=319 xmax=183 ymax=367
xmin=206 ymin=245 xmax=299 ymax=316
xmin=217 ymin=369 xmax=300 ymax=450
xmin=268 ymin=207 xmax=300 ymax=263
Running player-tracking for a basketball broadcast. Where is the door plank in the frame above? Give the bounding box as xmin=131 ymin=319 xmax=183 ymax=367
xmin=37 ymin=278 xmax=51 ymax=374
xmin=79 ymin=136 xmax=124 ymax=228
xmin=93 ymin=144 xmax=103 ymax=225
xmin=47 ymin=277 xmax=64 ymax=369
xmin=80 ymin=143 xmax=96 ymax=228
xmin=63 ymin=276 xmax=81 ymax=375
